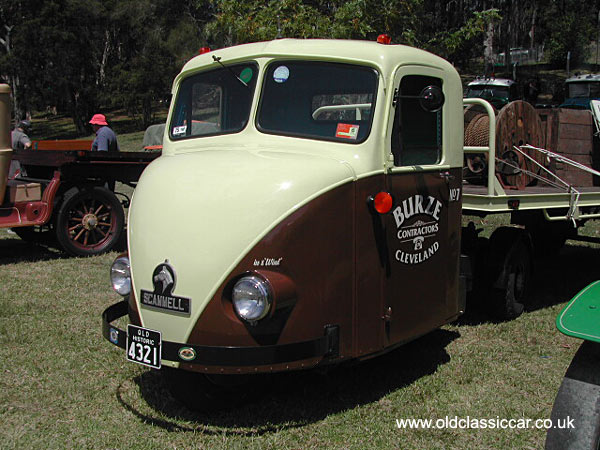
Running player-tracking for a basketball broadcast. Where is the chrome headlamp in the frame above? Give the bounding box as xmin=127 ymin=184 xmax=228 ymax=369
xmin=110 ymin=255 xmax=131 ymax=296
xmin=232 ymin=275 xmax=273 ymax=323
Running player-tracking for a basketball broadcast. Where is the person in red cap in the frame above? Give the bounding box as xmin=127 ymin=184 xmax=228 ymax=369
xmin=89 ymin=114 xmax=119 ymax=151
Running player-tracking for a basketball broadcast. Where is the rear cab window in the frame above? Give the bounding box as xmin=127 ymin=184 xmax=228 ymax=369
xmin=257 ymin=61 xmax=378 ymax=143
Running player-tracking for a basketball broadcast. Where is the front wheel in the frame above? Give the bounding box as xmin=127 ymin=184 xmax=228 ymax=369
xmin=546 ymin=341 xmax=600 ymax=449
xmin=55 ymin=186 xmax=124 ymax=257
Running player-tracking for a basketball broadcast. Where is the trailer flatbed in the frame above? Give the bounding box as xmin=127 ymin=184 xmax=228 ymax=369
xmin=462 ymin=98 xmax=600 ymax=222
xmin=463 ymin=183 xmax=600 ymax=219
xmin=14 ymin=148 xmax=160 ymax=184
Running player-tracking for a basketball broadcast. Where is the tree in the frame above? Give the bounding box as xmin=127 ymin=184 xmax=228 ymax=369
xmin=540 ymin=0 xmax=596 ymax=67
xmin=108 ymin=0 xmax=201 ymax=128
xmin=0 ymin=0 xmax=38 ymax=122
xmin=427 ymin=8 xmax=501 ymax=67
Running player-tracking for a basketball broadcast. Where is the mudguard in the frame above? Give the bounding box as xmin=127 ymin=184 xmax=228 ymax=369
xmin=556 ymin=280 xmax=600 ymax=343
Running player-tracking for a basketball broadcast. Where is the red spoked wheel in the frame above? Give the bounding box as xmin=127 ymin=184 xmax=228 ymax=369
xmin=55 ymin=186 xmax=124 ymax=257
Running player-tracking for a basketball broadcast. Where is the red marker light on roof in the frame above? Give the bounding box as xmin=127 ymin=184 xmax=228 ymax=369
xmin=199 ymin=47 xmax=211 ymax=55
xmin=377 ymin=34 xmax=392 ymax=45
xmin=373 ymin=192 xmax=393 ymax=214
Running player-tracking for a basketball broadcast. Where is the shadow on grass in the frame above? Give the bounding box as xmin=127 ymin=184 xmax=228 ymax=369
xmin=458 ymin=242 xmax=600 ymax=325
xmin=117 ymin=329 xmax=459 ymax=434
xmin=0 ymin=236 xmax=65 ymax=263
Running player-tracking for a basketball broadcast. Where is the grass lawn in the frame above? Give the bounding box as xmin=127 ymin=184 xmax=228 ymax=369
xmin=0 ymin=213 xmax=599 ymax=448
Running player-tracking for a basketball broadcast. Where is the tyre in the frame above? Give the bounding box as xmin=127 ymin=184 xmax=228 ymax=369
xmin=55 ymin=186 xmax=124 ymax=257
xmin=486 ymin=227 xmax=533 ymax=319
xmin=162 ymin=367 xmax=267 ymax=412
xmin=527 ymin=220 xmax=572 ymax=257
xmin=546 ymin=341 xmax=600 ymax=449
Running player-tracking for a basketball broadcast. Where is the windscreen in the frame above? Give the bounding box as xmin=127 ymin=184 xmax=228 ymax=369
xmin=257 ymin=61 xmax=378 ymax=143
xmin=568 ymin=82 xmax=600 ymax=98
xmin=465 ymin=85 xmax=509 ymax=99
xmin=170 ymin=63 xmax=258 ymax=140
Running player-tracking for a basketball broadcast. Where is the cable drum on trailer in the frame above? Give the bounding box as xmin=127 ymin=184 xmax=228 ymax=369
xmin=463 ymin=104 xmax=494 ymax=184
xmin=463 ymin=100 xmax=547 ymax=189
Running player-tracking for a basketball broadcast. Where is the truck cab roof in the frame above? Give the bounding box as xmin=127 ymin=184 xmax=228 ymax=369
xmin=177 ymin=38 xmax=456 ymax=85
xmin=466 ymin=77 xmax=516 ymax=88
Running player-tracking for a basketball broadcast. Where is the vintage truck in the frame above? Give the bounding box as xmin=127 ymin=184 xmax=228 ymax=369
xmin=561 ymin=73 xmax=600 ymax=110
xmin=97 ymin=37 xmax=600 ymax=408
xmin=464 ymin=77 xmax=520 ymax=110
xmin=0 ymin=87 xmax=159 ymax=256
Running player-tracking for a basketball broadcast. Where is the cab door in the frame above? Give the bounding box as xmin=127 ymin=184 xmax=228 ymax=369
xmin=382 ymin=67 xmax=463 ymax=346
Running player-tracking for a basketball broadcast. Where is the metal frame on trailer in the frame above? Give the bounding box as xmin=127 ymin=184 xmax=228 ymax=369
xmin=462 ymin=98 xmax=600 ymax=221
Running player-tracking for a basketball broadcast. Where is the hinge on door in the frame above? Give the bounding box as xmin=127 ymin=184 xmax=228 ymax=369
xmin=392 ymin=88 xmax=399 ymax=107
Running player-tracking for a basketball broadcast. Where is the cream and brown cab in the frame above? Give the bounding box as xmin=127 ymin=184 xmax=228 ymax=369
xmin=103 ymin=38 xmax=464 ymax=383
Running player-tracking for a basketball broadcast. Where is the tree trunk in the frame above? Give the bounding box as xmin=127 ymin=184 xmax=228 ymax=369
xmin=484 ymin=20 xmax=495 ymax=75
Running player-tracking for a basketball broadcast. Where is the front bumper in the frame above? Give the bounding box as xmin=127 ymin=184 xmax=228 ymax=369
xmin=102 ymin=300 xmax=340 ymax=368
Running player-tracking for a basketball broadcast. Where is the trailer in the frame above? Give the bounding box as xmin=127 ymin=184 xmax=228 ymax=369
xmin=0 ymin=92 xmax=160 ymax=256
xmin=88 ymin=38 xmax=600 ymax=409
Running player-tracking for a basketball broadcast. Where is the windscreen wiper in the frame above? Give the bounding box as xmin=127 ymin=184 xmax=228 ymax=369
xmin=212 ymin=55 xmax=248 ymax=87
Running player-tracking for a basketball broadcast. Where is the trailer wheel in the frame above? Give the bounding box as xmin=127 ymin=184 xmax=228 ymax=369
xmin=487 ymin=227 xmax=533 ymax=319
xmin=55 ymin=186 xmax=124 ymax=257
xmin=526 ymin=220 xmax=571 ymax=257
xmin=163 ymin=368 xmax=265 ymax=411
xmin=546 ymin=341 xmax=600 ymax=449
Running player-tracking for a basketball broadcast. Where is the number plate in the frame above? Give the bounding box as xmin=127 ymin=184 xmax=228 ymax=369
xmin=126 ymin=324 xmax=162 ymax=369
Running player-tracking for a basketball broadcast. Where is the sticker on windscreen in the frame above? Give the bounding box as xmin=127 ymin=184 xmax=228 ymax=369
xmin=240 ymin=67 xmax=253 ymax=84
xmin=273 ymin=66 xmax=290 ymax=83
xmin=172 ymin=125 xmax=187 ymax=136
xmin=336 ymin=123 xmax=359 ymax=140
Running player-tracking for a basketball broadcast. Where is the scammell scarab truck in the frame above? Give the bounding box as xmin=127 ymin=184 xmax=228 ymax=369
xmin=99 ymin=38 xmax=600 ymax=407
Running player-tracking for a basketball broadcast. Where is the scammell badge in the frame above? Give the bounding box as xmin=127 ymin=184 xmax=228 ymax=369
xmin=140 ymin=260 xmax=191 ymax=316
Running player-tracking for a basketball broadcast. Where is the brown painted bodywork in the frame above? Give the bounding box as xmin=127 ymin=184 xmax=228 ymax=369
xmin=180 ymin=167 xmax=463 ymax=374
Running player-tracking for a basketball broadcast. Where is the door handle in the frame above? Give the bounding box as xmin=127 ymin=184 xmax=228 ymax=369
xmin=437 ymin=171 xmax=455 ymax=182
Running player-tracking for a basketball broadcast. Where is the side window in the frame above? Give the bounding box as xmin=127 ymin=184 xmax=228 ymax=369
xmin=170 ymin=63 xmax=257 ymax=140
xmin=392 ymin=75 xmax=443 ymax=166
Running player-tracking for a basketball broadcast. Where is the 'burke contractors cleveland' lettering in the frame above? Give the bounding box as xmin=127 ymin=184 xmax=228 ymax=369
xmin=393 ymin=195 xmax=442 ymax=228
xmin=397 ymin=223 xmax=439 ymax=240
xmin=393 ymin=194 xmax=443 ymax=265
xmin=396 ymin=242 xmax=440 ymax=264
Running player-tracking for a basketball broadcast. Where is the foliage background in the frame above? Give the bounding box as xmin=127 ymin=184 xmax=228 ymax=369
xmin=1 ymin=0 xmax=600 ymax=131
